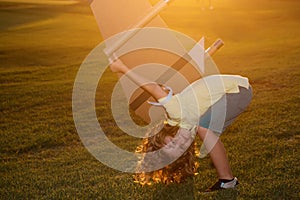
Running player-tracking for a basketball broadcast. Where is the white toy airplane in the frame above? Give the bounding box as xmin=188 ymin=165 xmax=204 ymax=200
xmin=89 ymin=0 xmax=223 ymax=123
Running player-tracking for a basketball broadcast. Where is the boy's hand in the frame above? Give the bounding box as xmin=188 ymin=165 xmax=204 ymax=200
xmin=109 ymin=59 xmax=128 ymax=74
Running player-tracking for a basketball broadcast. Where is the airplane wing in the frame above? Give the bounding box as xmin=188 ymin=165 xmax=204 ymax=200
xmin=89 ymin=0 xmax=205 ymax=123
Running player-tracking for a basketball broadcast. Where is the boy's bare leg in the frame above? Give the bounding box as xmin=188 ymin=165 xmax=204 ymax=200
xmin=110 ymin=59 xmax=167 ymax=100
xmin=197 ymin=126 xmax=234 ymax=180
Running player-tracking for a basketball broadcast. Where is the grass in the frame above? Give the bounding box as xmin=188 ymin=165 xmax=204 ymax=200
xmin=0 ymin=0 xmax=299 ymax=199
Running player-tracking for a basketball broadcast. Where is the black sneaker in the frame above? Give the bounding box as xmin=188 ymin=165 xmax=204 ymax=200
xmin=205 ymin=177 xmax=239 ymax=192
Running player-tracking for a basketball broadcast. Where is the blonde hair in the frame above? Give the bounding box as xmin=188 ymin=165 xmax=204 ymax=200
xmin=134 ymin=124 xmax=199 ymax=185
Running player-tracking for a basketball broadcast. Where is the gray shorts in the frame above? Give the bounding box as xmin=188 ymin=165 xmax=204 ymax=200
xmin=199 ymin=86 xmax=253 ymax=134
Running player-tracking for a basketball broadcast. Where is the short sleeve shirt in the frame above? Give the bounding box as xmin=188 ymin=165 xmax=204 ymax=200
xmin=158 ymin=75 xmax=250 ymax=134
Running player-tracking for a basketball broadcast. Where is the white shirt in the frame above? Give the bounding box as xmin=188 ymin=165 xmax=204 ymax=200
xmin=158 ymin=74 xmax=250 ymax=135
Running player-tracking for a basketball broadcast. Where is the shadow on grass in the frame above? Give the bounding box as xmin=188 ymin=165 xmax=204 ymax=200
xmin=214 ymin=188 xmax=239 ymax=200
xmin=0 ymin=1 xmax=88 ymax=31
xmin=152 ymin=178 xmax=195 ymax=200
xmin=150 ymin=179 xmax=239 ymax=199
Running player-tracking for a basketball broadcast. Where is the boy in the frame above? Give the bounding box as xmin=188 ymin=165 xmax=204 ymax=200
xmin=110 ymin=59 xmax=252 ymax=191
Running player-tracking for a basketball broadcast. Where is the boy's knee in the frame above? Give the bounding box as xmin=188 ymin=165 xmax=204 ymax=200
xmin=197 ymin=126 xmax=208 ymax=140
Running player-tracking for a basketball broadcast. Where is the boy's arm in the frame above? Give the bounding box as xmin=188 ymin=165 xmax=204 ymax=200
xmin=110 ymin=59 xmax=168 ymax=101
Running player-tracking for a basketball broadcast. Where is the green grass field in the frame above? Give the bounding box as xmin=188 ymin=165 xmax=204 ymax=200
xmin=0 ymin=0 xmax=299 ymax=199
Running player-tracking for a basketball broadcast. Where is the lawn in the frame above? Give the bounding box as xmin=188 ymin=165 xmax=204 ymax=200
xmin=0 ymin=0 xmax=299 ymax=199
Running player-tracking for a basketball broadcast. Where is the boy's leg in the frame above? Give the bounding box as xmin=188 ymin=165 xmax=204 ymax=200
xmin=197 ymin=126 xmax=233 ymax=180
